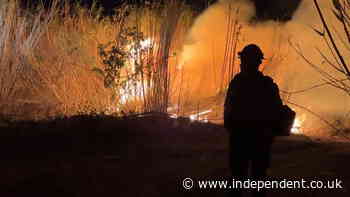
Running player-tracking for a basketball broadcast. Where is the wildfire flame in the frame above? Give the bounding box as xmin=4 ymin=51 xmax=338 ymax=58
xmin=189 ymin=109 xmax=212 ymax=122
xmin=118 ymin=38 xmax=307 ymax=136
xmin=291 ymin=116 xmax=304 ymax=134
xmin=119 ymin=80 xmax=146 ymax=104
xmin=168 ymin=106 xmax=306 ymax=135
xmin=140 ymin=38 xmax=152 ymax=49
xmin=167 ymin=107 xmax=212 ymax=123
xmin=118 ymin=38 xmax=153 ymax=105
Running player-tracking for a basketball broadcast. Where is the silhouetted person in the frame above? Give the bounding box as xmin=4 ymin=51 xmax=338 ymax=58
xmin=224 ymin=44 xmax=283 ymax=197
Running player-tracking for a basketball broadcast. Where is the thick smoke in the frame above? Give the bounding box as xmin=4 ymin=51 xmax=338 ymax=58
xmin=178 ymin=0 xmax=350 ymax=135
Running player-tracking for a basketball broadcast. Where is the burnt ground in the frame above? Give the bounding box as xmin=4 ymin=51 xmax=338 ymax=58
xmin=0 ymin=114 xmax=349 ymax=197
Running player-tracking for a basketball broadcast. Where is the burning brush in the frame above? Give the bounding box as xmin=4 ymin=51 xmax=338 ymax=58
xmin=168 ymin=105 xmax=305 ymax=135
xmin=291 ymin=115 xmax=305 ymax=134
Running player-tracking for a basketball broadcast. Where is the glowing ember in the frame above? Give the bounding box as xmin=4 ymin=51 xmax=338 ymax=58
xmin=169 ymin=114 xmax=178 ymax=119
xmin=189 ymin=109 xmax=212 ymax=122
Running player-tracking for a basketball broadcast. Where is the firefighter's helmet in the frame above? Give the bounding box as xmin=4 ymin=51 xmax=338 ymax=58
xmin=238 ymin=44 xmax=264 ymax=60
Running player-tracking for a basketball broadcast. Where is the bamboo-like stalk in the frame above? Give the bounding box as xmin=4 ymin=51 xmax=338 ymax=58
xmin=1 ymin=0 xmax=120 ymax=118
xmin=221 ymin=5 xmax=242 ymax=92
xmin=123 ymin=1 xmax=185 ymax=113
xmin=0 ymin=0 xmax=192 ymax=118
xmin=313 ymin=0 xmax=350 ymax=77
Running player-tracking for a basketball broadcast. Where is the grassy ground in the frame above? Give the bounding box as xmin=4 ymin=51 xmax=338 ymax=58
xmin=0 ymin=114 xmax=349 ymax=196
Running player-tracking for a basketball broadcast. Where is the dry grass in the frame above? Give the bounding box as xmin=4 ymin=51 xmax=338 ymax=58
xmin=93 ymin=1 xmax=195 ymax=115
xmin=0 ymin=0 xmax=195 ymax=120
xmin=0 ymin=1 xmax=118 ymax=119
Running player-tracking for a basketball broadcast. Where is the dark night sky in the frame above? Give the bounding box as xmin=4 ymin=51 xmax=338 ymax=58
xmin=94 ymin=0 xmax=302 ymax=21
xmin=253 ymin=0 xmax=302 ymax=21
xmin=82 ymin=0 xmax=302 ymax=20
xmin=21 ymin=0 xmax=302 ymax=21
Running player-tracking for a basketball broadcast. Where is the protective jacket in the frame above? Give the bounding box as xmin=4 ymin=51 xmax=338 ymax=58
xmin=224 ymin=71 xmax=283 ymax=133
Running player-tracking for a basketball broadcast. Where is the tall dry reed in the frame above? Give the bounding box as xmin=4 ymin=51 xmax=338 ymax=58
xmin=0 ymin=0 xmax=196 ymax=120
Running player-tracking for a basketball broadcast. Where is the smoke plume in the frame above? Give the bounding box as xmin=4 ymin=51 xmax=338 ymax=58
xmin=178 ymin=0 xmax=350 ymax=134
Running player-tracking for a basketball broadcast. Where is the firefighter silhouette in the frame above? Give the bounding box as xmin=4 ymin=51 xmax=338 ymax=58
xmin=224 ymin=44 xmax=283 ymax=197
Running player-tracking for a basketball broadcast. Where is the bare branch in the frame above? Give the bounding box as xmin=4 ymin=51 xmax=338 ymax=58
xmin=287 ymin=101 xmax=350 ymax=140
xmin=316 ymin=48 xmax=345 ymax=74
xmin=314 ymin=0 xmax=350 ymax=76
xmin=280 ymin=78 xmax=349 ymax=94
